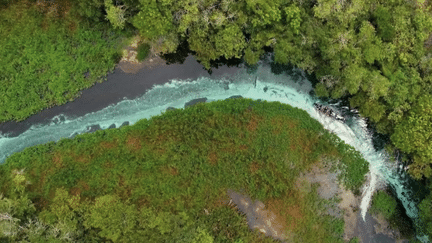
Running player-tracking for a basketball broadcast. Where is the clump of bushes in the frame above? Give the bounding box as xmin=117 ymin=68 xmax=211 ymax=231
xmin=370 ymin=190 xmax=397 ymax=219
xmin=136 ymin=42 xmax=150 ymax=61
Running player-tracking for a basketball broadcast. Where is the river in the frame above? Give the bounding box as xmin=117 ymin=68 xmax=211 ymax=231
xmin=0 ymin=54 xmax=430 ymax=242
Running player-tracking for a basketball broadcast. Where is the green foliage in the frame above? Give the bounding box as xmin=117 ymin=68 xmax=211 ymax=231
xmin=331 ymin=137 xmax=369 ymax=192
xmin=370 ymin=190 xmax=397 ymax=220
xmin=84 ymin=194 xmax=138 ymax=241
xmin=139 ymin=207 xmax=197 ymax=241
xmin=373 ymin=5 xmax=396 ymax=42
xmin=413 ymin=8 xmax=432 ymax=42
xmin=284 ymin=5 xmax=302 ymax=35
xmin=342 ymin=64 xmax=366 ymax=95
xmin=136 ymin=42 xmax=151 ymax=61
xmin=246 ymin=0 xmax=282 ymax=28
xmin=348 ymin=236 xmax=360 ymax=243
xmin=315 ymin=83 xmax=330 ymax=97
xmin=391 ymin=94 xmax=432 ymax=180
xmin=2 ymin=0 xmax=432 ymax=239
xmin=0 ymin=1 xmax=124 ymax=123
xmin=356 ymin=96 xmax=386 ymax=123
xmin=104 ymin=0 xmax=128 ymax=30
xmin=0 ymin=171 xmax=36 ymax=240
xmin=191 ymin=227 xmax=214 ymax=243
xmin=418 ymin=193 xmax=432 ymax=239
xmin=68 ymin=0 xmax=105 ymax=23
xmin=132 ymin=0 xmax=173 ymax=39
xmin=213 ymin=24 xmax=246 ymax=59
xmin=274 ymin=38 xmax=302 ymax=65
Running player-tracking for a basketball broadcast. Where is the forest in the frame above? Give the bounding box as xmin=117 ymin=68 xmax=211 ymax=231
xmin=1 ymin=0 xmax=432 ymax=241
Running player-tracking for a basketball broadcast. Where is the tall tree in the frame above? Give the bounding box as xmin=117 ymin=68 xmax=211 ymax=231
xmin=390 ymin=94 xmax=432 ymax=179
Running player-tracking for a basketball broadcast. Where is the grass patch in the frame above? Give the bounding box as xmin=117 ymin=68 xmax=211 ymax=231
xmin=0 ymin=98 xmax=370 ymax=242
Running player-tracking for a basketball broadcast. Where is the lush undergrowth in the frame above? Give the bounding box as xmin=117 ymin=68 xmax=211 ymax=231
xmin=0 ymin=0 xmax=128 ymax=123
xmin=0 ymin=98 xmax=369 ymax=242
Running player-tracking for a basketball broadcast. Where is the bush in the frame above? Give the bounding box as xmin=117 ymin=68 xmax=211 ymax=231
xmin=136 ymin=43 xmax=150 ymax=61
xmin=370 ymin=190 xmax=397 ymax=220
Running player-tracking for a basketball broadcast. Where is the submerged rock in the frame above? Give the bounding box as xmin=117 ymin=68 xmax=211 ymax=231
xmin=314 ymin=103 xmax=346 ymax=122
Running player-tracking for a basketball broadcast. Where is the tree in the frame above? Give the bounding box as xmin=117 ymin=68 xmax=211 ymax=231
xmin=373 ymin=5 xmax=396 ymax=42
xmin=104 ymin=0 xmax=128 ymax=30
xmin=38 ymin=187 xmax=84 ymax=241
xmin=132 ymin=0 xmax=173 ymax=40
xmin=213 ymin=24 xmax=246 ymax=59
xmin=418 ymin=193 xmax=432 ymax=239
xmin=245 ymin=0 xmax=282 ymax=28
xmin=0 ymin=169 xmax=36 ymax=241
xmin=391 ymin=94 xmax=432 ymax=179
xmin=341 ymin=64 xmax=367 ymax=95
xmin=138 ymin=206 xmax=196 ymax=242
xmin=83 ymin=194 xmax=138 ymax=242
xmin=284 ymin=4 xmax=302 ymax=35
xmin=69 ymin=0 xmax=105 ymax=23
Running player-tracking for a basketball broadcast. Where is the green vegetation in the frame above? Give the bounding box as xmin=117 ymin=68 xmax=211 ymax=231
xmin=370 ymin=189 xmax=417 ymax=240
xmin=136 ymin=42 xmax=151 ymax=61
xmin=0 ymin=0 xmax=127 ymax=123
xmin=0 ymin=99 xmax=369 ymax=242
xmin=370 ymin=190 xmax=397 ymax=219
xmin=419 ymin=192 xmax=432 ymax=240
xmin=348 ymin=237 xmax=360 ymax=243
xmin=2 ymin=0 xmax=432 ymax=240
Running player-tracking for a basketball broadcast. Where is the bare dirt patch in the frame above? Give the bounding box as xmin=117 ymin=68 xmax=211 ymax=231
xmin=208 ymin=151 xmax=218 ymax=165
xmin=116 ymin=35 xmax=167 ymax=74
xmin=249 ymin=161 xmax=260 ymax=174
xmin=372 ymin=211 xmax=403 ymax=240
xmin=99 ymin=140 xmax=118 ymax=149
xmin=226 ymin=189 xmax=297 ymax=242
xmin=223 ymin=159 xmax=360 ymax=242
xmin=160 ymin=165 xmax=178 ymax=176
xmin=52 ymin=151 xmax=64 ymax=168
xmin=296 ymin=161 xmax=362 ymax=241
xmin=126 ymin=135 xmax=142 ymax=152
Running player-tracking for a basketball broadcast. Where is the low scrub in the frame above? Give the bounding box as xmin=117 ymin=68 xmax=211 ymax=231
xmin=0 ymin=98 xmax=369 ymax=242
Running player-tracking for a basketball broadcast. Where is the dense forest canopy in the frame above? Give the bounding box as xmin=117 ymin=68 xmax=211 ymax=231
xmin=1 ymin=0 xmax=432 ymax=240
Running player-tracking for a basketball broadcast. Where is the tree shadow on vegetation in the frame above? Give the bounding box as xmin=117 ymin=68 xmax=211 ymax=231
xmin=159 ymin=40 xmax=244 ymax=75
xmin=159 ymin=40 xmax=190 ymax=65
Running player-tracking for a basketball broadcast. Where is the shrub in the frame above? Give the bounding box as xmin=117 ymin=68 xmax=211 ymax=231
xmin=370 ymin=190 xmax=397 ymax=220
xmin=136 ymin=43 xmax=150 ymax=61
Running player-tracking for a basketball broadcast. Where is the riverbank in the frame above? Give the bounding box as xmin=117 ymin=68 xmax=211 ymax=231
xmin=0 ymin=54 xmax=239 ymax=138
